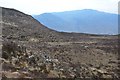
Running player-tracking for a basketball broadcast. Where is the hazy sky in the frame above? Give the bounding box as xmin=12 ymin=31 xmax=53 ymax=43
xmin=0 ymin=0 xmax=119 ymax=15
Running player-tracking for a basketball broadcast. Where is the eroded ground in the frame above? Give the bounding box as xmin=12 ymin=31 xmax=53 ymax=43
xmin=1 ymin=35 xmax=119 ymax=79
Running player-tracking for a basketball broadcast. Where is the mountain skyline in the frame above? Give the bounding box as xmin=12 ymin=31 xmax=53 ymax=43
xmin=33 ymin=9 xmax=118 ymax=35
xmin=0 ymin=0 xmax=119 ymax=15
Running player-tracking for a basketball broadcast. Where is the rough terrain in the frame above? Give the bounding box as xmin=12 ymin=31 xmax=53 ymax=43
xmin=0 ymin=7 xmax=119 ymax=79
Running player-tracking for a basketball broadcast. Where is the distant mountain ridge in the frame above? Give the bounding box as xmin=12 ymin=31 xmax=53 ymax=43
xmin=33 ymin=9 xmax=118 ymax=35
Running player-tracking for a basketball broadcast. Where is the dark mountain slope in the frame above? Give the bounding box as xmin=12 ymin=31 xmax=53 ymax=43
xmin=33 ymin=9 xmax=118 ymax=34
xmin=2 ymin=7 xmax=63 ymax=42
